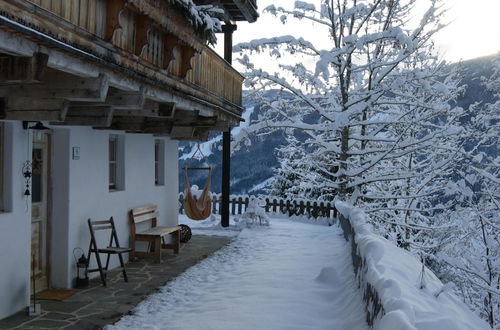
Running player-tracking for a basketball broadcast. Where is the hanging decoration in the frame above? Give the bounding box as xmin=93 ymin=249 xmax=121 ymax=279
xmin=183 ymin=144 xmax=212 ymax=221
xmin=22 ymin=160 xmax=32 ymax=196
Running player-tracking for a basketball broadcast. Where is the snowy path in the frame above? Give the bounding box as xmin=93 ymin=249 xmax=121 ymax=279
xmin=108 ymin=219 xmax=368 ymax=330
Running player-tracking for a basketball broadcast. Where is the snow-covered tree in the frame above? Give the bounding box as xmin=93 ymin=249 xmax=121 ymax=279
xmin=232 ymin=2 xmax=497 ymax=324
xmin=435 ymin=55 xmax=500 ymax=329
xmin=233 ymin=0 xmax=463 ymax=246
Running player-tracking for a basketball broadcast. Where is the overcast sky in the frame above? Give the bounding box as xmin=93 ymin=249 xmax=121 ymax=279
xmin=217 ymin=0 xmax=499 ymax=63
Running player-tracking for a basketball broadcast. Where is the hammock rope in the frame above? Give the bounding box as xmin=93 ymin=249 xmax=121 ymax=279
xmin=183 ymin=144 xmax=212 ymax=221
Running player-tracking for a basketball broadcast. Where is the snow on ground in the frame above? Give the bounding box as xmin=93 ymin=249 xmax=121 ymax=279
xmin=107 ymin=217 xmax=369 ymax=330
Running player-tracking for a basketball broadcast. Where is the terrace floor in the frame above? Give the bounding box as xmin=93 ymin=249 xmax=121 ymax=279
xmin=0 ymin=235 xmax=232 ymax=330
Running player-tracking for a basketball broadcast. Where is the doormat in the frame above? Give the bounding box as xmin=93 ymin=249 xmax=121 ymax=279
xmin=34 ymin=289 xmax=78 ymax=301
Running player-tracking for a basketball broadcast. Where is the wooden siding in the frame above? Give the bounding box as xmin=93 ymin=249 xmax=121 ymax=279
xmin=29 ymin=0 xmax=101 ymax=35
xmin=142 ymin=27 xmax=164 ymax=67
xmin=21 ymin=0 xmax=243 ymax=107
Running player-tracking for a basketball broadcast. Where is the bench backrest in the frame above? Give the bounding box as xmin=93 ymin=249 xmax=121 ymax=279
xmin=130 ymin=204 xmax=158 ymax=229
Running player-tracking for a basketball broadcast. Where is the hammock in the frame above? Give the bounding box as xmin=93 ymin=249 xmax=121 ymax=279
xmin=183 ymin=167 xmax=212 ymax=220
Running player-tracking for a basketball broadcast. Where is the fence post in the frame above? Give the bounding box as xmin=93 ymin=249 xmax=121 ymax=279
xmin=300 ymin=201 xmax=306 ymax=215
xmin=319 ymin=202 xmax=325 ymax=217
xmin=212 ymin=195 xmax=218 ymax=214
xmin=238 ymin=197 xmax=243 ymax=214
xmin=244 ymin=197 xmax=249 ymax=213
xmin=231 ymin=197 xmax=236 ymax=215
xmin=312 ymin=201 xmax=318 ymax=218
xmin=179 ymin=194 xmax=184 ymax=214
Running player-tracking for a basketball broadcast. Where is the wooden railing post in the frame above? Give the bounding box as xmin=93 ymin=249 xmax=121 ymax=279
xmin=244 ymin=197 xmax=249 ymax=213
xmin=238 ymin=197 xmax=243 ymax=214
xmin=179 ymin=194 xmax=184 ymax=214
xmin=231 ymin=197 xmax=236 ymax=215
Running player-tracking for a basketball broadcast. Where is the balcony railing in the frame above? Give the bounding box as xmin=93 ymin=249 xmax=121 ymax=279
xmin=13 ymin=0 xmax=243 ymax=108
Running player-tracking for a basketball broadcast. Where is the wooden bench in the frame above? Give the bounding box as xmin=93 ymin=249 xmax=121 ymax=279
xmin=129 ymin=204 xmax=180 ymax=263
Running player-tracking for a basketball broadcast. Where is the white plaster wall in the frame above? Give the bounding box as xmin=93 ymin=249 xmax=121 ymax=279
xmin=0 ymin=122 xmax=32 ymax=319
xmin=0 ymin=123 xmax=179 ymax=319
xmin=60 ymin=127 xmax=179 ymax=287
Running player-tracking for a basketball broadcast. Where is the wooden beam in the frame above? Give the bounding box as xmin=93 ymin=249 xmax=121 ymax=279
xmin=192 ymin=128 xmax=210 ymax=141
xmin=1 ymin=109 xmax=63 ymax=121
xmin=170 ymin=126 xmax=194 ymax=139
xmin=5 ymin=96 xmax=68 ymax=112
xmin=5 ymin=73 xmax=109 ymax=102
xmin=0 ymin=96 xmax=68 ymax=121
xmin=110 ymin=116 xmax=173 ymax=134
xmin=105 ymin=87 xmax=145 ymax=110
xmin=60 ymin=105 xmax=114 ymax=127
xmin=112 ymin=99 xmax=159 ymax=117
xmin=0 ymin=53 xmax=49 ymax=84
xmin=158 ymin=102 xmax=176 ymax=118
xmin=172 ymin=115 xmax=217 ymax=127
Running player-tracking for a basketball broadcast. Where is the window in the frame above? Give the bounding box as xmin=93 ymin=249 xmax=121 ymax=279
xmin=154 ymin=139 xmax=165 ymax=186
xmin=109 ymin=135 xmax=117 ymax=190
xmin=109 ymin=135 xmax=125 ymax=191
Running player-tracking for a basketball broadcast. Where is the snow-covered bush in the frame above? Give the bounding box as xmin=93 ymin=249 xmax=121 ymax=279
xmin=235 ymin=197 xmax=270 ymax=228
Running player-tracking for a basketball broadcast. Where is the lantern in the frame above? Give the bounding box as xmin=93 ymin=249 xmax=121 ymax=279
xmin=74 ymin=249 xmax=89 ymax=288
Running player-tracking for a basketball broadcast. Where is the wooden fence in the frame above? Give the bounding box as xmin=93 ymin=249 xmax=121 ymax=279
xmin=338 ymin=210 xmax=384 ymax=326
xmin=178 ymin=194 xmax=338 ymax=219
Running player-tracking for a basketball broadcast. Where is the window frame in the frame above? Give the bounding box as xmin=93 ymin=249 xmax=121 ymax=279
xmin=108 ymin=134 xmax=125 ymax=192
xmin=154 ymin=139 xmax=165 ymax=186
xmin=109 ymin=135 xmax=118 ymax=191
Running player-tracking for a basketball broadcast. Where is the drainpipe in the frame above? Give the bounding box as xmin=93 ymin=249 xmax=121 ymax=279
xmin=221 ymin=23 xmax=237 ymax=228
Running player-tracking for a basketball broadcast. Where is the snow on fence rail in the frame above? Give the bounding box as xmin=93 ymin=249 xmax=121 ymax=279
xmin=178 ymin=193 xmax=338 ymax=219
xmin=335 ymin=201 xmax=489 ymax=330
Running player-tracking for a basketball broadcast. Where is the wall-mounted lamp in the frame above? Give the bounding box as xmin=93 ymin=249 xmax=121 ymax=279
xmin=22 ymin=121 xmax=50 ymax=130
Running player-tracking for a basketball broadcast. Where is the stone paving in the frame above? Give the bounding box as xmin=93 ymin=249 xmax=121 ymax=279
xmin=0 ymin=235 xmax=233 ymax=330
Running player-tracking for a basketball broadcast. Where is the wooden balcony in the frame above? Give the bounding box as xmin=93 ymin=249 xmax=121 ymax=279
xmin=0 ymin=0 xmax=246 ymax=140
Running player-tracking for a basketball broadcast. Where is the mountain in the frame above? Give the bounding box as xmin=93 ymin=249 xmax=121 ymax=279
xmin=179 ymin=92 xmax=285 ymax=195
xmin=178 ymin=54 xmax=498 ymax=195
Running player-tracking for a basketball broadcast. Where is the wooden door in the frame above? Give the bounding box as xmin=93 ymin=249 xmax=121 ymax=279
xmin=31 ymin=132 xmax=50 ymax=293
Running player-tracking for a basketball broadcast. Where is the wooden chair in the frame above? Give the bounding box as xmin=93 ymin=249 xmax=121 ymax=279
xmin=87 ymin=217 xmax=132 ymax=286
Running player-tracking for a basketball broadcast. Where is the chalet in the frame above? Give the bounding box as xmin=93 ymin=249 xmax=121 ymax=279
xmin=0 ymin=0 xmax=257 ymax=319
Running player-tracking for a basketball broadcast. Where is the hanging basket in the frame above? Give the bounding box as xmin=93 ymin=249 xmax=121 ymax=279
xmin=179 ymin=224 xmax=192 ymax=243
